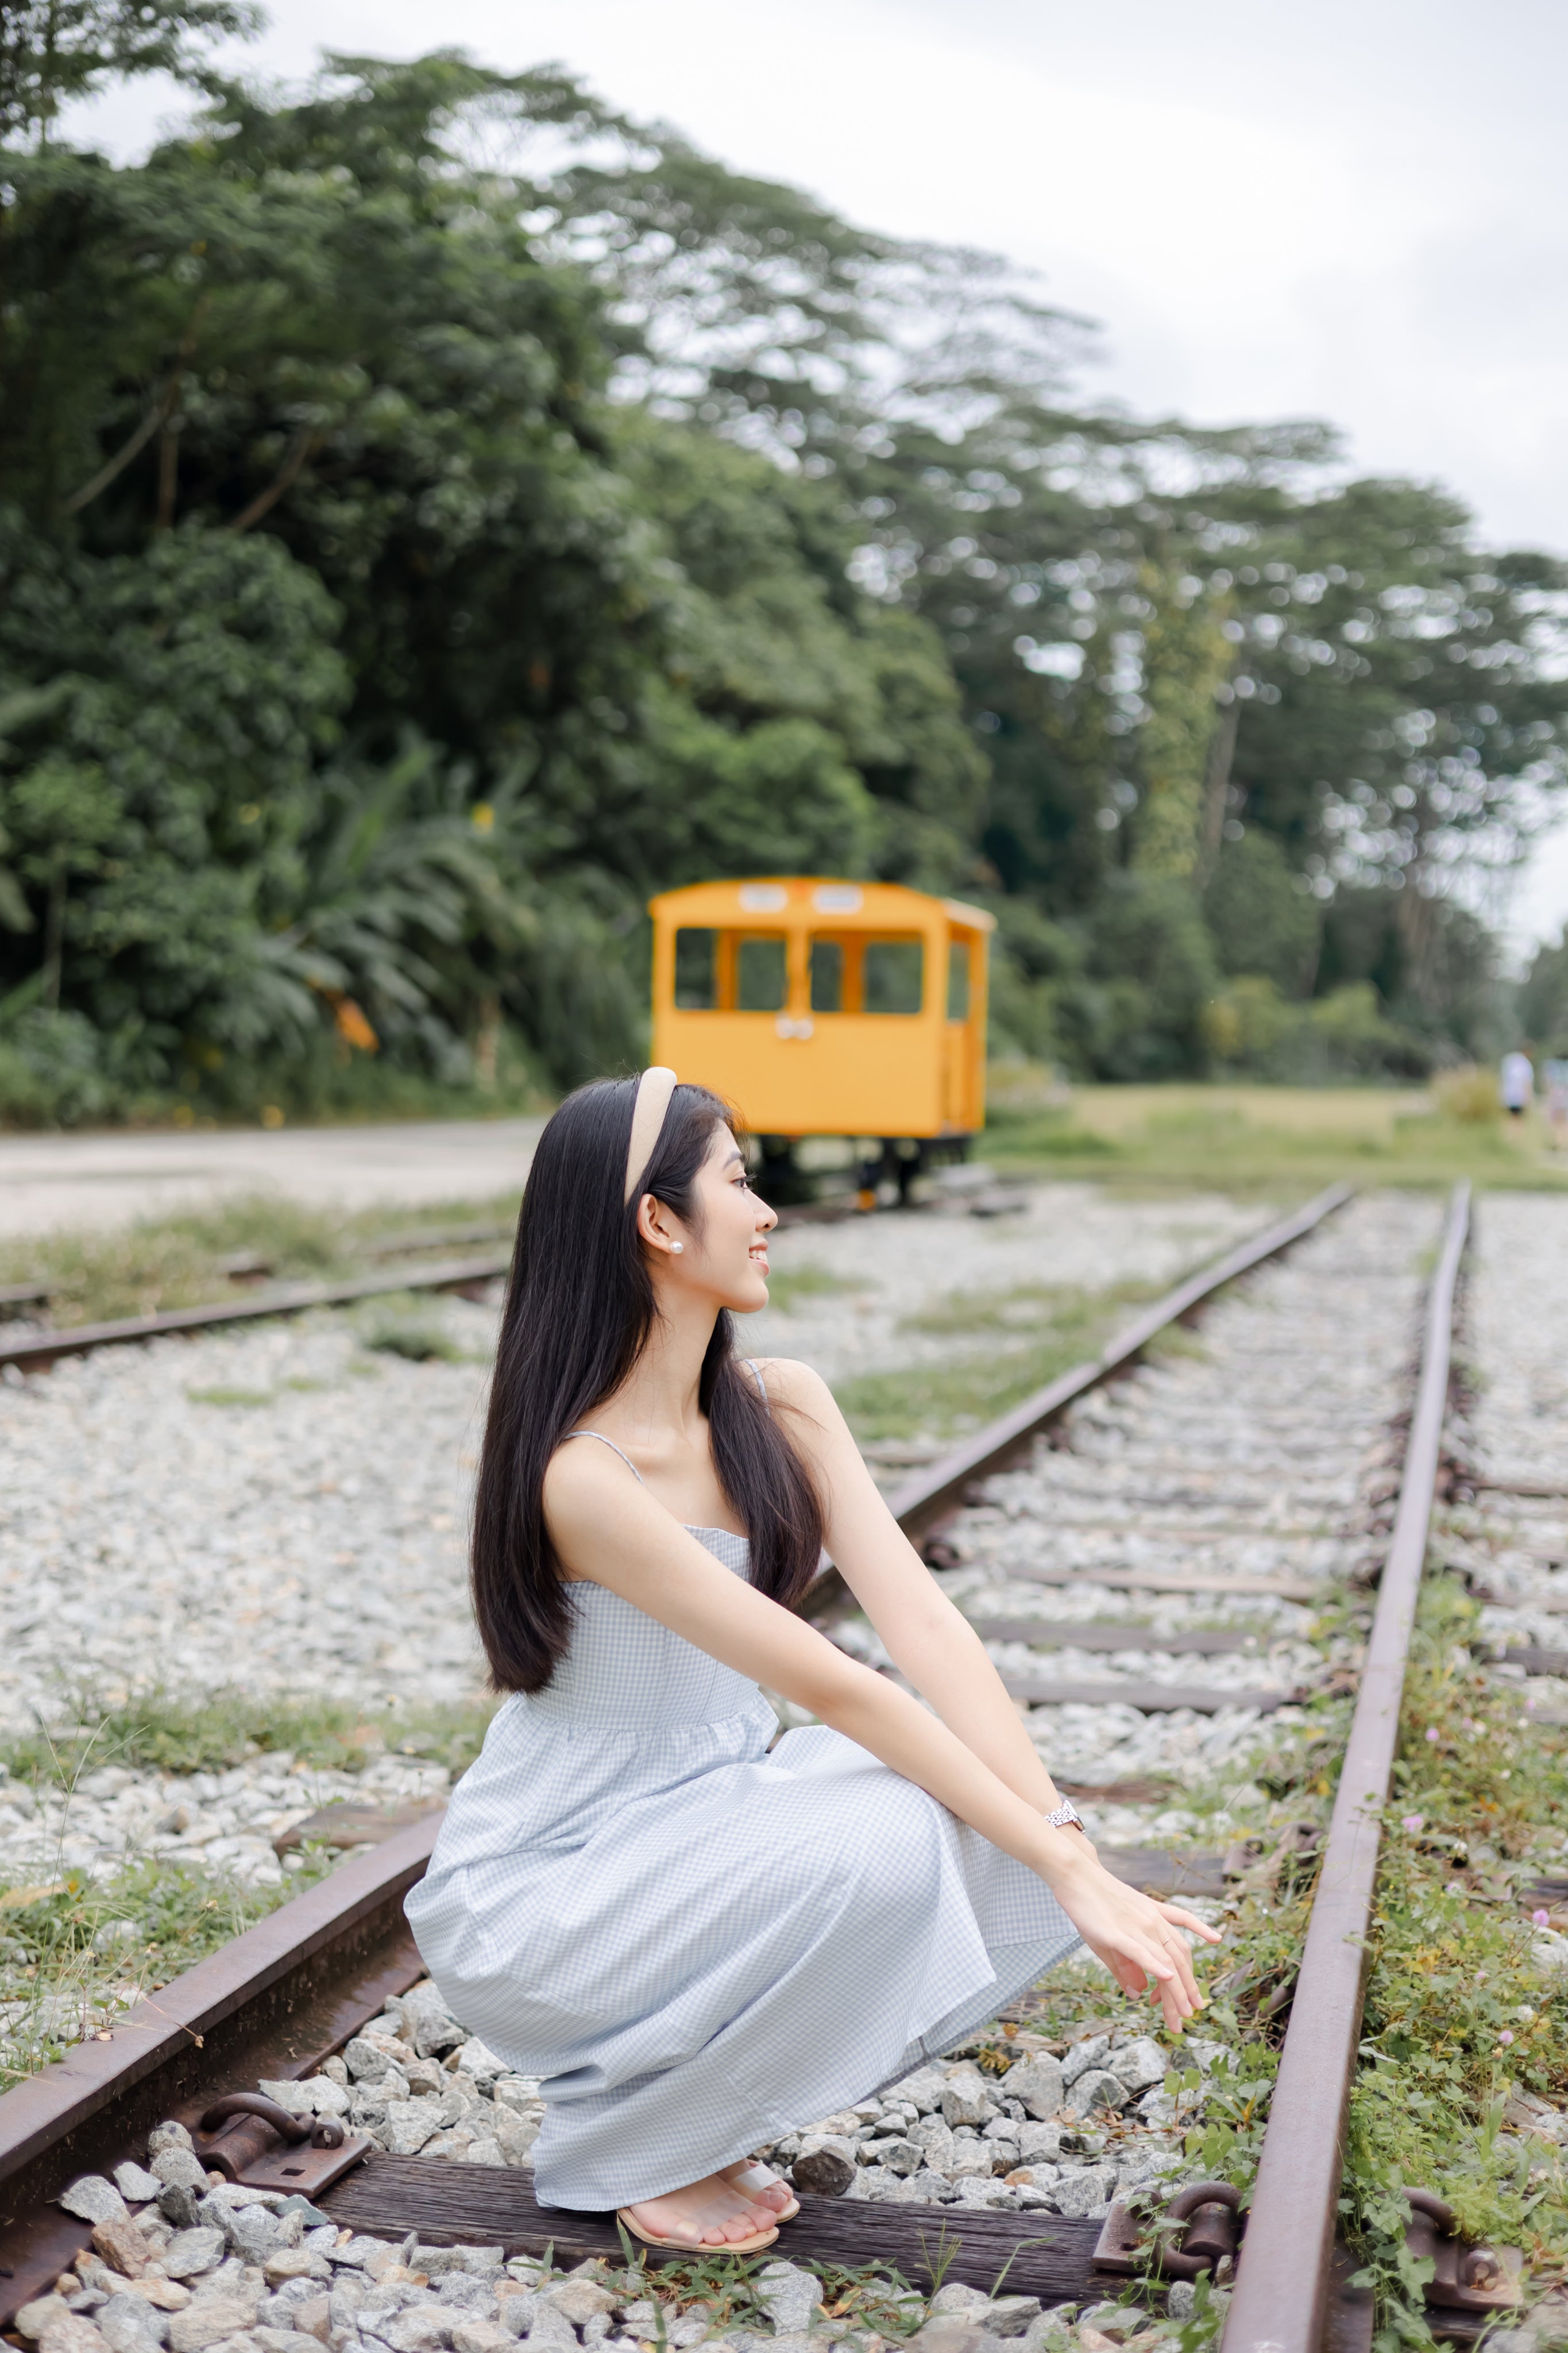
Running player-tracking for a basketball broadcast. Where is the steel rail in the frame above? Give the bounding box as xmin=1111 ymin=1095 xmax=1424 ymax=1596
xmin=0 ymin=1819 xmax=441 ymax=2318
xmin=0 ymin=1255 xmax=511 ymax=1372
xmin=0 ymin=1174 xmax=1355 ymax=2323
xmin=1222 ymin=1181 xmax=1471 ymax=2353
xmin=881 ymin=1179 xmax=1353 ymax=1540
xmin=0 ymin=1194 xmax=906 ymax=1374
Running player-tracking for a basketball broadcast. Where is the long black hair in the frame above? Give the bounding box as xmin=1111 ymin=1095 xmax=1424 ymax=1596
xmin=472 ymin=1077 xmax=827 ymax=1692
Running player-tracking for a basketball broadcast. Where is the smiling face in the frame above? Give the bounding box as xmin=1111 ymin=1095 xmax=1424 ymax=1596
xmin=646 ymin=1122 xmax=777 ymax=1314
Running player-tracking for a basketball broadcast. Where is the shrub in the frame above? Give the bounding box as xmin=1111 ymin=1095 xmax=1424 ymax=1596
xmin=1434 ymin=1064 xmax=1501 ymax=1123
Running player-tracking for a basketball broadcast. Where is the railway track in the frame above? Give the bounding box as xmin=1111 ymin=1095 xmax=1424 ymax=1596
xmin=0 ymin=1198 xmax=891 ymax=1373
xmin=0 ymin=1179 xmax=1530 ymax=2352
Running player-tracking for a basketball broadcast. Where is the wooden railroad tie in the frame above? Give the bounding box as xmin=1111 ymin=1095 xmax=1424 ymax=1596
xmin=1003 ymin=1678 xmax=1291 ymax=1714
xmin=994 ymin=1562 xmax=1323 ymax=1603
xmin=324 ymin=2158 xmax=1106 ymax=2301
xmin=970 ymin=1617 xmax=1270 ymax=1656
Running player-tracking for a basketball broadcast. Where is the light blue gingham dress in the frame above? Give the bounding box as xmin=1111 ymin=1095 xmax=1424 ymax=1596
xmin=405 ymin=1456 xmax=1080 ymax=2212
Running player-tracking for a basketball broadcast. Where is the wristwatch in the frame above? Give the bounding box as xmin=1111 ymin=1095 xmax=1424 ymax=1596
xmin=1045 ymin=1797 xmax=1086 ymax=1833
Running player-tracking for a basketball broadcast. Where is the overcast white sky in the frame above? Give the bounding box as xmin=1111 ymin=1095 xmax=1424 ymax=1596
xmin=71 ymin=0 xmax=1568 ymax=956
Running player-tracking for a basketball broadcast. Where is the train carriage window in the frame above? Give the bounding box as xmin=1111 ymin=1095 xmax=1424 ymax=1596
xmin=809 ymin=939 xmax=843 ymax=1012
xmin=674 ymin=928 xmax=717 ymax=1010
xmin=863 ymin=938 xmax=924 ymax=1014
xmin=736 ymin=934 xmax=787 ymax=1011
xmin=947 ymin=941 xmax=971 ymax=1020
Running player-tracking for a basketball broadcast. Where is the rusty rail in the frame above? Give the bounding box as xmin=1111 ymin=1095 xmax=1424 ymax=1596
xmin=0 ymin=1174 xmax=1364 ymax=2327
xmin=1221 ymin=1181 xmax=1471 ymax=2353
xmin=0 ymin=1194 xmax=913 ymax=1374
xmin=0 ymin=1819 xmax=441 ymax=2317
xmin=0 ymin=1255 xmax=511 ymax=1372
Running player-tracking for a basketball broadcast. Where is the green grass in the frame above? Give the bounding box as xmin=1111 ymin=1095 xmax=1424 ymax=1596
xmin=354 ymin=1294 xmax=484 ymax=1363
xmin=941 ymin=1552 xmax=1568 ymax=2343
xmin=0 ymin=1849 xmax=341 ymax=2093
xmin=0 ymin=1685 xmax=501 ymax=2092
xmin=0 ymin=1191 xmax=520 ymax=1331
xmin=836 ymin=1279 xmax=1161 ymax=1442
xmin=1 ymin=1685 xmax=498 ymax=1784
xmin=983 ymin=1080 xmax=1568 ymax=1199
xmin=763 ymin=1263 xmax=860 ymax=1312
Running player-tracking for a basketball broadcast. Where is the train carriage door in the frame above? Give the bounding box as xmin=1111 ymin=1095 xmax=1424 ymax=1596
xmin=944 ymin=933 xmax=970 ymax=1127
xmin=938 ymin=904 xmax=992 ymax=1135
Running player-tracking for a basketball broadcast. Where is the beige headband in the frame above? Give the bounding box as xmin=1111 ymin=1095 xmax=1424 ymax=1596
xmin=624 ymin=1066 xmax=678 ymax=1205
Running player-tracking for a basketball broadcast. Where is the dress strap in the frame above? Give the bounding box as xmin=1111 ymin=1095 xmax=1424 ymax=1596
xmin=743 ymin=1358 xmax=769 ymax=1409
xmin=561 ymin=1429 xmax=646 ymax=1483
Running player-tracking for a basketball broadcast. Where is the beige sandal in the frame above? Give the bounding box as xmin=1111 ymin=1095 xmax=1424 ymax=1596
xmin=617 ymin=2205 xmax=779 ymax=2255
xmin=722 ymin=2159 xmax=800 ymax=2223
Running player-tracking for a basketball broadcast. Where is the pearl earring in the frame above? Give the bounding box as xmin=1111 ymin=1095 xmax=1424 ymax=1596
xmin=670 ymin=1242 xmax=684 ymax=1254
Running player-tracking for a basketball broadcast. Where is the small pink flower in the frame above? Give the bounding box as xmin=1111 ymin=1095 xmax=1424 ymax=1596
xmin=1426 ymin=1727 xmax=1441 ymax=1743
xmin=1402 ymin=1815 xmax=1425 ymax=1833
xmin=1498 ymin=2030 xmax=1515 ymax=2046
xmin=1534 ymin=1910 xmax=1552 ymax=1929
xmin=1527 ymin=1697 xmax=1539 ymax=1712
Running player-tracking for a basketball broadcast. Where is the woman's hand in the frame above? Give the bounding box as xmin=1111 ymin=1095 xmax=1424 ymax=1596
xmin=1048 ymin=1849 xmax=1221 ymax=2032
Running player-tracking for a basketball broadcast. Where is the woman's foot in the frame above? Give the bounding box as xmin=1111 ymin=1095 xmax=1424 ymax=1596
xmin=622 ymin=2169 xmax=779 ymax=2248
xmin=720 ymin=2159 xmax=798 ymax=2219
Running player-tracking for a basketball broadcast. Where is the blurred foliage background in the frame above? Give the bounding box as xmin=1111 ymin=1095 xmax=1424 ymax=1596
xmin=6 ymin=5 xmax=1568 ymax=1127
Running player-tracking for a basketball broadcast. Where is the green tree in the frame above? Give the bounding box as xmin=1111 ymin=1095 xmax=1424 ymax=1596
xmin=1130 ymin=566 xmax=1235 ymax=880
xmin=0 ymin=0 xmax=256 ymax=142
xmin=1521 ymin=932 xmax=1568 ymax=1054
xmin=1202 ymin=830 xmax=1320 ymax=995
xmin=6 ymin=41 xmax=1566 ymax=1112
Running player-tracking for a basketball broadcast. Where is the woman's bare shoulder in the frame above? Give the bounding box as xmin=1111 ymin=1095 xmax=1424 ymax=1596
xmin=747 ymin=1356 xmax=841 ymax=1419
xmin=540 ymin=1431 xmax=640 ymax=1518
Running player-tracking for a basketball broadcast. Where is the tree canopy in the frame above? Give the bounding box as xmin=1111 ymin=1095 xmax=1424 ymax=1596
xmin=3 ymin=23 xmax=1565 ymax=1120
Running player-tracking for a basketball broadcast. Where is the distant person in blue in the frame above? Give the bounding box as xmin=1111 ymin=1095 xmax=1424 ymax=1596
xmin=1500 ymin=1049 xmax=1535 ymax=1119
xmin=407 ymin=1070 xmax=1218 ymax=2255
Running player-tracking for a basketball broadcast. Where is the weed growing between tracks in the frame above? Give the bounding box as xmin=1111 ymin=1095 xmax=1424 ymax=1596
xmin=1 ymin=1685 xmax=497 ymax=1781
xmin=0 ymin=1686 xmax=498 ymax=2089
xmin=1345 ymin=1574 xmax=1568 ymax=2343
xmin=1040 ymin=1571 xmax=1568 ymax=2348
xmin=0 ymin=1192 xmax=519 ymax=1328
xmin=835 ymin=1279 xmax=1164 ymax=1442
xmin=0 ymin=1849 xmax=338 ymax=2092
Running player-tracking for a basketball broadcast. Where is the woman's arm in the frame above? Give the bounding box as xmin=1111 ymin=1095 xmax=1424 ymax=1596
xmin=544 ymin=1441 xmax=1216 ymax=2028
xmin=754 ymin=1359 xmax=1072 ymax=1818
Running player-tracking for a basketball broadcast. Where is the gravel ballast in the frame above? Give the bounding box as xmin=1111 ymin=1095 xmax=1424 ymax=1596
xmin=14 ymin=1179 xmax=1560 ymax=2351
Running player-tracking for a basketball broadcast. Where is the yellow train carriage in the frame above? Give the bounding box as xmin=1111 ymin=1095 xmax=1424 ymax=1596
xmin=648 ymin=879 xmax=994 ymax=1178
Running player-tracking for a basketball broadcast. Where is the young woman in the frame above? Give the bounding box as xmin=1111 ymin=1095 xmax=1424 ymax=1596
xmin=407 ymin=1070 xmax=1218 ymax=2255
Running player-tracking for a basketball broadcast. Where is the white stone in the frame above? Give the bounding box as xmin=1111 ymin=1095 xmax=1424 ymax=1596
xmin=885 ymin=2065 xmax=947 ymax=2114
xmin=379 ymin=2100 xmax=446 ymax=2157
xmin=16 ymin=2298 xmax=71 ymax=2343
xmin=1001 ymin=2055 xmax=1064 ymax=2120
xmin=1060 ymin=2036 xmax=1111 ymax=2088
xmin=1050 ymin=2166 xmax=1118 ymax=2219
xmin=754 ymin=2265 xmax=821 ymax=2337
xmin=937 ymin=2066 xmax=993 ymax=2128
xmin=1063 ymin=2069 xmax=1126 ymax=2119
xmin=96 ymin=2301 xmax=167 ymax=2353
xmin=162 ymin=2231 xmax=226 ymax=2281
xmin=1107 ymin=2038 xmax=1168 ymax=2095
xmin=113 ymin=2166 xmax=163 ymax=2206
xmin=60 ymin=2178 xmax=132 ymax=2226
xmin=257 ymin=2080 xmax=350 ymax=2121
